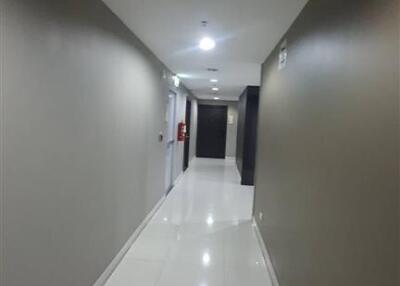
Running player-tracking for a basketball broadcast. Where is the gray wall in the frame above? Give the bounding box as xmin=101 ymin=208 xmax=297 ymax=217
xmin=254 ymin=1 xmax=399 ymax=286
xmin=198 ymin=100 xmax=238 ymax=158
xmin=0 ymin=0 xmax=191 ymax=285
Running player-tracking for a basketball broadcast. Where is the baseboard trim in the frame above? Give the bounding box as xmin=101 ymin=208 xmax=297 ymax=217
xmin=252 ymin=217 xmax=280 ymax=286
xmin=233 ymin=163 xmax=241 ymax=179
xmin=188 ymin=156 xmax=195 ymax=167
xmin=93 ymin=195 xmax=166 ymax=286
xmin=174 ymin=171 xmax=184 ymax=186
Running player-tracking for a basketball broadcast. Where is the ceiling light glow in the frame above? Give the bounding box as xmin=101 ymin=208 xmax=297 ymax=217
xmin=199 ymin=37 xmax=216 ymax=51
xmin=212 ymin=87 xmax=219 ymax=92
xmin=177 ymin=73 xmax=191 ymax=79
xmin=210 ymin=79 xmax=218 ymax=83
xmin=202 ymin=252 xmax=211 ymax=266
xmin=207 ymin=216 xmax=214 ymax=225
xmin=213 ymin=97 xmax=220 ymax=101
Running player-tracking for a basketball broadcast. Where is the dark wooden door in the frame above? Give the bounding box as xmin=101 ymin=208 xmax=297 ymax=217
xmin=196 ymin=105 xmax=227 ymax=159
xmin=183 ymin=100 xmax=192 ymax=171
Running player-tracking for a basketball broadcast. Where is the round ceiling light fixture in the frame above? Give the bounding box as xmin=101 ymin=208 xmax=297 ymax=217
xmin=199 ymin=37 xmax=216 ymax=51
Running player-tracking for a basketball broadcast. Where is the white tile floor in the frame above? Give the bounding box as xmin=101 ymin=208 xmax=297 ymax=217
xmin=105 ymin=158 xmax=273 ymax=286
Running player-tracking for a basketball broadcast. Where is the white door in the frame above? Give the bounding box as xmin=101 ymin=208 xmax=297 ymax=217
xmin=165 ymin=92 xmax=176 ymax=193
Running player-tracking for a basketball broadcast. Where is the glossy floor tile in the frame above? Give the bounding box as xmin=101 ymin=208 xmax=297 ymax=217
xmin=105 ymin=158 xmax=272 ymax=286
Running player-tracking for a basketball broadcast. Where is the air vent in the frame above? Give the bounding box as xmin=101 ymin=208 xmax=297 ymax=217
xmin=207 ymin=68 xmax=219 ymax=72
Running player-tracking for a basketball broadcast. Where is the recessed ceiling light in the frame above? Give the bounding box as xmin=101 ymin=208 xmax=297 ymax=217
xmin=199 ymin=37 xmax=216 ymax=51
xmin=212 ymin=87 xmax=219 ymax=92
xmin=210 ymin=79 xmax=218 ymax=83
xmin=213 ymin=97 xmax=220 ymax=100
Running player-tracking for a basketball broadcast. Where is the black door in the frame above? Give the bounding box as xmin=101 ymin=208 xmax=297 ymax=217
xmin=196 ymin=105 xmax=227 ymax=159
xmin=183 ymin=100 xmax=192 ymax=171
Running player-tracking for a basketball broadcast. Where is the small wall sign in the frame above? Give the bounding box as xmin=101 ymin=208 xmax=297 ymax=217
xmin=278 ymin=40 xmax=288 ymax=70
xmin=228 ymin=115 xmax=234 ymax=125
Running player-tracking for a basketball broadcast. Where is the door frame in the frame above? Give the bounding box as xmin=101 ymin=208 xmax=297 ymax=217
xmin=183 ymin=99 xmax=192 ymax=171
xmin=165 ymin=90 xmax=177 ymax=194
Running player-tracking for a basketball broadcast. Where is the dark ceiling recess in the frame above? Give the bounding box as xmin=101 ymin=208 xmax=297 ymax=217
xmin=207 ymin=68 xmax=219 ymax=72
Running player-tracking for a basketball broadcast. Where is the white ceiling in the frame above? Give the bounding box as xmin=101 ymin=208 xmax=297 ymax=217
xmin=103 ymin=0 xmax=308 ymax=101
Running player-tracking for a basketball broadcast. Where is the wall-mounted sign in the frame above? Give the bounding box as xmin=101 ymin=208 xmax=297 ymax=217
xmin=228 ymin=115 xmax=234 ymax=125
xmin=172 ymin=75 xmax=180 ymax=88
xmin=278 ymin=40 xmax=288 ymax=70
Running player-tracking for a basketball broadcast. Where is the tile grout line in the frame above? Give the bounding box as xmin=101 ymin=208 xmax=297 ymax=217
xmin=222 ymin=224 xmax=227 ymax=286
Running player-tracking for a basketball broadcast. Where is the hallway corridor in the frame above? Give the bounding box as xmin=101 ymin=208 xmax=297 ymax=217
xmin=2 ymin=1 xmax=399 ymax=285
xmin=104 ymin=158 xmax=272 ymax=286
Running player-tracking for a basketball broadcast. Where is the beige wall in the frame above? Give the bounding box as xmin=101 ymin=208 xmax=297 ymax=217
xmin=0 ymin=0 xmax=191 ymax=285
xmin=254 ymin=0 xmax=399 ymax=285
